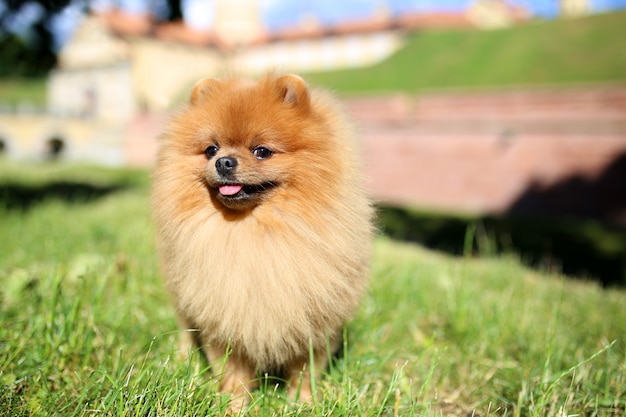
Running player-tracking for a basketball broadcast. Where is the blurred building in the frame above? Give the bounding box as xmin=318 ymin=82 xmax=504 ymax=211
xmin=48 ymin=0 xmax=528 ymax=115
xmin=50 ymin=15 xmax=136 ymax=123
xmin=1 ymin=0 xmax=528 ymax=166
xmin=467 ymin=0 xmax=530 ymax=28
xmin=561 ymin=0 xmax=591 ymax=17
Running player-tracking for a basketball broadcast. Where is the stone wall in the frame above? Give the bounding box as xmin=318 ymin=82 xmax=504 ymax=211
xmin=345 ymin=85 xmax=626 ymax=223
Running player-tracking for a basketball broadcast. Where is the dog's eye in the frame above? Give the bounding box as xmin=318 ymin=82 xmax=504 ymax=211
xmin=204 ymin=145 xmax=219 ymax=159
xmin=253 ymin=146 xmax=273 ymax=160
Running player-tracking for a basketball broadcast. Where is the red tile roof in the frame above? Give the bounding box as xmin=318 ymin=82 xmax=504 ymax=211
xmin=96 ymin=4 xmax=529 ymax=50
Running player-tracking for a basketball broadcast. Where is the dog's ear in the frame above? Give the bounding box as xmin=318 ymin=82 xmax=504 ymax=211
xmin=191 ymin=78 xmax=223 ymax=105
xmin=274 ymin=74 xmax=310 ymax=109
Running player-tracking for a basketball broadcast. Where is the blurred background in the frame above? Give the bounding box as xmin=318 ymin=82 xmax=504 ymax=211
xmin=1 ymin=0 xmax=625 ymax=285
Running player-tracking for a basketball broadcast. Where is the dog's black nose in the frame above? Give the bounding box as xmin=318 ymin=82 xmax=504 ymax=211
xmin=215 ymin=156 xmax=238 ymax=175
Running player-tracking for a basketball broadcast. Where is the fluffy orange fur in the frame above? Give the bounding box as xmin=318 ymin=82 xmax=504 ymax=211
xmin=151 ymin=73 xmax=373 ymax=409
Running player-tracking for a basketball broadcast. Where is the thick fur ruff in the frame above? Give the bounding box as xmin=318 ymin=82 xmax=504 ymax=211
xmin=152 ymin=73 xmax=373 ymax=372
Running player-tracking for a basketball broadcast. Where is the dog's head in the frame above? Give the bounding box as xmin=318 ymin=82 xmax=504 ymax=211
xmin=171 ymin=74 xmax=332 ymax=212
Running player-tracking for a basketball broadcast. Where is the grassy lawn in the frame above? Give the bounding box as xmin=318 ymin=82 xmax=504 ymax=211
xmin=0 ymin=78 xmax=47 ymax=108
xmin=0 ymin=162 xmax=624 ymax=416
xmin=306 ymin=11 xmax=626 ymax=94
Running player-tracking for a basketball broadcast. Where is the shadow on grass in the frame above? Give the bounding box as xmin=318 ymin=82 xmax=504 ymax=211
xmin=0 ymin=181 xmax=128 ymax=210
xmin=377 ymin=206 xmax=626 ymax=288
xmin=377 ymin=152 xmax=626 ymax=287
xmin=509 ymin=153 xmax=626 ymax=222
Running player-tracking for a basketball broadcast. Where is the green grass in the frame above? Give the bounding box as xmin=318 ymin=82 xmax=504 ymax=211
xmin=1 ymin=162 xmax=625 ymax=416
xmin=305 ymin=11 xmax=626 ymax=94
xmin=0 ymin=78 xmax=47 ymax=108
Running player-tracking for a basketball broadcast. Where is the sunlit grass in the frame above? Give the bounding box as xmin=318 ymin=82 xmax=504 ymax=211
xmin=306 ymin=11 xmax=626 ymax=94
xmin=0 ymin=78 xmax=47 ymax=108
xmin=1 ymin=163 xmax=625 ymax=416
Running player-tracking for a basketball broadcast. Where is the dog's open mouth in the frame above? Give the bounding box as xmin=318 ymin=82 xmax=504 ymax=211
xmin=217 ymin=182 xmax=277 ymax=200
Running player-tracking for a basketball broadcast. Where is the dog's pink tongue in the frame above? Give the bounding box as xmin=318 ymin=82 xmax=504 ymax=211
xmin=219 ymin=184 xmax=243 ymax=196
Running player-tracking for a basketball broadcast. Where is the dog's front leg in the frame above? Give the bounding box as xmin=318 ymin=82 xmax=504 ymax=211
xmin=205 ymin=344 xmax=257 ymax=414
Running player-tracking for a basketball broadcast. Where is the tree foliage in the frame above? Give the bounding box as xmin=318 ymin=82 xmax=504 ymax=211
xmin=0 ymin=0 xmax=182 ymax=77
xmin=0 ymin=0 xmax=74 ymax=76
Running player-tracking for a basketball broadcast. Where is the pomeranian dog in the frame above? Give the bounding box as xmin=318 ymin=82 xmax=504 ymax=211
xmin=151 ymin=73 xmax=373 ymax=410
